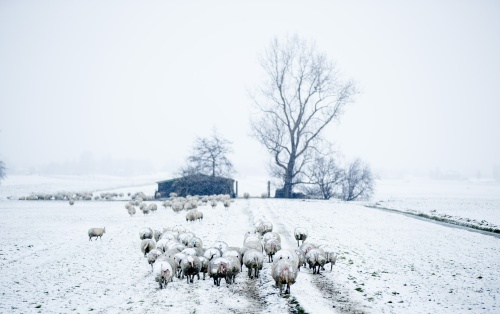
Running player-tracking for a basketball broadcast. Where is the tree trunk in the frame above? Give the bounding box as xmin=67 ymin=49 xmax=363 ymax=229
xmin=283 ymin=158 xmax=295 ymax=198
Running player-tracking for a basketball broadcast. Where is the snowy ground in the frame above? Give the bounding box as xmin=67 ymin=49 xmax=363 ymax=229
xmin=0 ymin=175 xmax=499 ymax=313
xmin=370 ymin=178 xmax=500 ymax=230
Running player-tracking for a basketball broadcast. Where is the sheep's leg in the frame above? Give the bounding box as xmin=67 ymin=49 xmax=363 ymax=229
xmin=248 ymin=268 xmax=252 ymax=279
xmin=297 ymin=240 xmax=299 ymax=247
xmin=331 ymin=263 xmax=333 ymax=272
xmin=286 ymin=284 xmax=290 ymax=294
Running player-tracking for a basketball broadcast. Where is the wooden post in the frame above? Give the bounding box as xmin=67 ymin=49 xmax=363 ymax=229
xmin=267 ymin=181 xmax=271 ymax=198
xmin=235 ymin=181 xmax=238 ymax=198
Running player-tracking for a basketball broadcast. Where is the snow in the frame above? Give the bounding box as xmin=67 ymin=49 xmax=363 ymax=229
xmin=371 ymin=178 xmax=500 ymax=230
xmin=0 ymin=175 xmax=499 ymax=313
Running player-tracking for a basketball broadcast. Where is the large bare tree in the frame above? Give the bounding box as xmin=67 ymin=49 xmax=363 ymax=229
xmin=180 ymin=130 xmax=235 ymax=178
xmin=251 ymin=35 xmax=357 ymax=198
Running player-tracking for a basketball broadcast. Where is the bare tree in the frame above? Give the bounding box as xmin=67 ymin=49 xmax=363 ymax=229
xmin=304 ymin=154 xmax=343 ymax=200
xmin=180 ymin=130 xmax=235 ymax=178
xmin=0 ymin=160 xmax=5 ymax=182
xmin=341 ymin=159 xmax=375 ymax=201
xmin=251 ymin=35 xmax=357 ymax=198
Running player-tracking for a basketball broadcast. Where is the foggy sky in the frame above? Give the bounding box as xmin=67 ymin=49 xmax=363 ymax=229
xmin=1 ymin=0 xmax=499 ymax=180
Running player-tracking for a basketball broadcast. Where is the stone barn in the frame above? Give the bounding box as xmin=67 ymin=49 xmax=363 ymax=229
xmin=156 ymin=174 xmax=236 ymax=198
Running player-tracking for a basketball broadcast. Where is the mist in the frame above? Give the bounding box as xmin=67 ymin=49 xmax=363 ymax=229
xmin=1 ymin=0 xmax=499 ymax=180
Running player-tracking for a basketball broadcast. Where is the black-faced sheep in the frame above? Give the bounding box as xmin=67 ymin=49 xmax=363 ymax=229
xmin=208 ymin=257 xmax=230 ymax=286
xmin=294 ymin=227 xmax=308 ymax=247
xmin=180 ymin=255 xmax=201 ymax=284
xmin=88 ymin=227 xmax=105 ymax=241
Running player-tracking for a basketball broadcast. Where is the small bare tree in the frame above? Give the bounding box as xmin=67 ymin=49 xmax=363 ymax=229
xmin=180 ymin=130 xmax=235 ymax=178
xmin=304 ymin=155 xmax=343 ymax=200
xmin=341 ymin=159 xmax=375 ymax=201
xmin=251 ymin=34 xmax=357 ymax=198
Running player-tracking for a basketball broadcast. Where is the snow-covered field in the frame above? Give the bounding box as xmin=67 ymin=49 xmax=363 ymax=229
xmin=371 ymin=178 xmax=500 ymax=230
xmin=0 ymin=175 xmax=499 ymax=313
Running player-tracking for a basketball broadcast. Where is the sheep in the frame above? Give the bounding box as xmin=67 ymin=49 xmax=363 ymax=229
xmin=255 ymin=221 xmax=273 ymax=235
xmin=208 ymin=257 xmax=230 ymax=286
xmin=187 ymin=237 xmax=203 ymax=249
xmin=318 ymin=245 xmax=337 ymax=272
xmin=274 ymin=249 xmax=300 ymax=269
xmin=272 ymin=259 xmax=298 ymax=295
xmin=262 ymin=232 xmax=281 ymax=244
xmin=88 ymin=227 xmax=106 ymax=241
xmin=264 ymin=239 xmax=282 ymax=263
xmin=173 ymin=252 xmax=187 ymax=278
xmin=300 ymin=242 xmax=316 ymax=255
xmin=305 ymin=248 xmax=326 ymax=274
xmin=243 ymin=249 xmax=264 ymax=279
xmin=210 ymin=200 xmax=217 ymax=209
xmin=178 ymin=232 xmax=195 ymax=246
xmin=223 ymin=249 xmax=243 ymax=272
xmin=244 ymin=240 xmax=263 ymax=253
xmin=225 ymin=256 xmax=241 ymax=284
xmin=199 ymin=256 xmax=209 ymax=280
xmin=172 ymin=202 xmax=184 ymax=213
xmin=148 ymin=203 xmax=158 ymax=213
xmin=156 ymin=239 xmax=171 ymax=252
xmin=153 ymin=260 xmax=174 ymax=289
xmin=195 ymin=210 xmax=203 ymax=221
xmin=141 ymin=239 xmax=156 ymax=257
xmin=294 ymin=227 xmax=308 ymax=247
xmin=125 ymin=204 xmax=136 ymax=216
xmin=147 ymin=249 xmax=163 ymax=270
xmin=180 ymin=255 xmax=201 ymax=284
xmin=69 ymin=199 xmax=75 ymax=206
xmin=211 ymin=241 xmax=229 ymax=253
xmin=294 ymin=248 xmax=306 ymax=271
xmin=153 ymin=229 xmax=162 ymax=242
xmin=223 ymin=199 xmax=231 ymax=210
xmin=139 ymin=227 xmax=154 ymax=240
xmin=186 ymin=210 xmax=198 ymax=223
xmin=204 ymin=247 xmax=222 ymax=261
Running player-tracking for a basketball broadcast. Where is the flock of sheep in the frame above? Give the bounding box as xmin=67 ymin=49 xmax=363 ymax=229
xmin=133 ymin=218 xmax=337 ymax=296
xmin=16 ymin=190 xmax=155 ymax=206
xmin=85 ymin=191 xmax=337 ymax=298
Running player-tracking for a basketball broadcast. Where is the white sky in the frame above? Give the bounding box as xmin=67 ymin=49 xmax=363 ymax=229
xmin=1 ymin=0 xmax=499 ymax=179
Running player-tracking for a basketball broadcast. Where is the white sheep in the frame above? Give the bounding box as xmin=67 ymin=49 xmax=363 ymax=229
xmin=272 ymin=259 xmax=298 ymax=295
xmin=243 ymin=249 xmax=264 ymax=279
xmin=264 ymin=239 xmax=282 ymax=263
xmin=88 ymin=227 xmax=106 ymax=241
xmin=139 ymin=227 xmax=153 ymax=240
xmin=141 ymin=239 xmax=156 ymax=257
xmin=305 ymin=248 xmax=326 ymax=274
xmin=147 ymin=249 xmax=163 ymax=270
xmin=153 ymin=260 xmax=174 ymax=289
